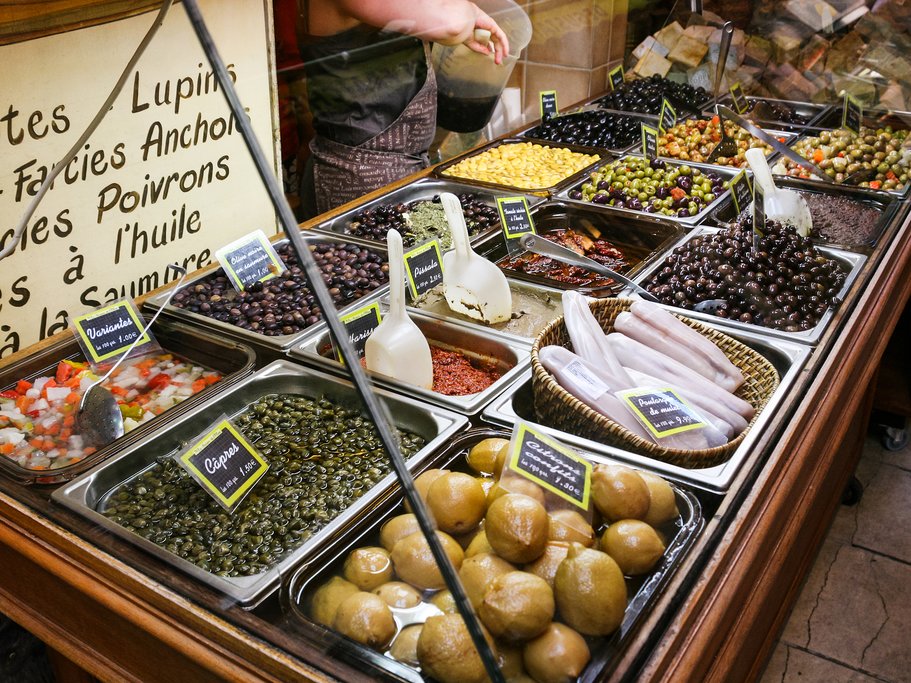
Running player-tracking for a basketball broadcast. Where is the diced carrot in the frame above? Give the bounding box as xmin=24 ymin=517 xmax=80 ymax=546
xmin=83 ymin=447 xmax=97 ymax=455
xmin=60 ymin=428 xmax=72 ymax=440
xmin=16 ymin=379 xmax=32 ymax=393
xmin=710 ymin=115 xmax=719 ymax=125
xmin=886 ymin=170 xmax=897 ymax=181
xmin=65 ymin=376 xmax=81 ymax=388
xmin=870 ymin=180 xmax=882 ymax=189
xmin=191 ymin=379 xmax=207 ymax=393
xmin=43 ymin=439 xmax=56 ymax=450
xmin=31 ymin=465 xmax=47 ymax=471
xmin=205 ymin=374 xmax=221 ymax=385
xmin=15 ymin=395 xmax=31 ymax=413
xmin=0 ymin=443 xmax=14 ymax=455
xmin=109 ymin=386 xmax=129 ymax=396
xmin=65 ymin=392 xmax=81 ymax=404
xmin=812 ymin=149 xmax=824 ymax=163
xmin=63 ymin=415 xmax=76 ymax=427
xmin=33 ymin=424 xmax=45 ymax=436
xmin=29 ymin=439 xmax=43 ymax=449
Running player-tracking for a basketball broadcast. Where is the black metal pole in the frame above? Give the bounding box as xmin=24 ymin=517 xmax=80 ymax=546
xmin=180 ymin=2 xmax=503 ymax=680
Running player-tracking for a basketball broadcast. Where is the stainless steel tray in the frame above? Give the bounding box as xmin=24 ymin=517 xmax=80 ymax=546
xmin=517 ymin=109 xmax=660 ymax=154
xmin=289 ymin=310 xmax=531 ymax=415
xmin=307 ymin=177 xmax=545 ymax=250
xmin=556 ymin=155 xmax=739 ymax=227
xmin=142 ymin=233 xmax=390 ymax=353
xmin=51 ymin=360 xmax=469 ymax=607
xmin=0 ymin=318 xmax=256 ymax=485
xmin=281 ymin=428 xmax=705 ymax=682
xmin=482 ymin=328 xmax=811 ymax=493
xmin=707 ymin=96 xmax=830 ymax=131
xmin=705 ymin=177 xmax=899 ymax=252
xmin=628 ymin=226 xmax=867 ymax=345
xmin=432 ymin=137 xmax=609 ymax=196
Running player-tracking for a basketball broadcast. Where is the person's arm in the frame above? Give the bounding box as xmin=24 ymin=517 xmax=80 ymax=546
xmin=334 ymin=0 xmax=510 ymax=64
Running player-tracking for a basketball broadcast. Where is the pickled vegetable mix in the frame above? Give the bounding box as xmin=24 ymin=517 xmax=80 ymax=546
xmin=0 ymin=354 xmax=221 ymax=471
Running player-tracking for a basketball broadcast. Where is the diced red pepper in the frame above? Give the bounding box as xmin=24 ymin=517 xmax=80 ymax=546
xmin=0 ymin=390 xmax=18 ymax=400
xmin=16 ymin=380 xmax=32 ymax=394
xmin=147 ymin=373 xmax=171 ymax=390
xmin=886 ymin=170 xmax=897 ymax=181
xmin=670 ymin=187 xmax=687 ymax=202
xmin=65 ymin=392 xmax=81 ymax=405
xmin=869 ymin=180 xmax=882 ymax=190
xmin=55 ymin=361 xmax=74 ymax=384
xmin=27 ymin=410 xmax=41 ymax=418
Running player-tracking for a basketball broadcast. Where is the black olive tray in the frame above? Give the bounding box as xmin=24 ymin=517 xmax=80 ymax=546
xmin=0 ymin=317 xmax=256 ymax=486
xmin=516 ymin=107 xmax=660 ymax=155
xmin=51 ymin=361 xmax=469 ymax=607
xmin=706 ymin=96 xmax=830 ymax=132
xmin=280 ymin=428 xmax=704 ymax=683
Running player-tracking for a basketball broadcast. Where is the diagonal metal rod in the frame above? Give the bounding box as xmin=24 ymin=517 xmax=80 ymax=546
xmin=180 ymin=2 xmax=503 ymax=680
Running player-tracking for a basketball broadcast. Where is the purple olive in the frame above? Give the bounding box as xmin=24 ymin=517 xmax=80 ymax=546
xmin=628 ymin=198 xmax=643 ymax=210
xmin=677 ymin=175 xmax=693 ymax=191
xmin=650 ymin=158 xmax=666 ymax=170
xmin=592 ymin=193 xmax=610 ymax=204
xmin=569 ymin=189 xmax=583 ymax=200
xmin=609 ymin=187 xmax=624 ymax=199
xmin=597 ymin=180 xmax=610 ymax=191
xmin=614 ymin=199 xmax=626 ymax=209
xmin=677 ymin=208 xmax=691 ymax=217
xmin=656 ymin=186 xmax=669 ymax=199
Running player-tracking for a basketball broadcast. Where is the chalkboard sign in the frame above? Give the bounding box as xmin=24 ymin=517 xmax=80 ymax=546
xmin=659 ymin=98 xmax=677 ymax=133
xmin=842 ymin=91 xmax=863 ymax=135
xmin=72 ymin=298 xmax=155 ymax=364
xmin=753 ymin=180 xmax=767 ymax=250
xmin=335 ymin=302 xmax=382 ymax=361
xmin=215 ymin=230 xmax=284 ymax=292
xmin=617 ymin=388 xmax=706 ymax=440
xmin=507 ymin=422 xmax=592 ymax=510
xmin=404 ymin=240 xmax=444 ymax=298
xmin=496 ymin=197 xmax=536 ymax=254
xmin=177 ymin=418 xmax=269 ymax=512
xmin=539 ymin=90 xmax=558 ymax=119
xmin=729 ymin=170 xmax=754 ymax=215
xmin=729 ymin=82 xmax=749 ymax=115
xmin=641 ymin=123 xmax=659 ymax=160
xmin=608 ymin=65 xmax=625 ymax=91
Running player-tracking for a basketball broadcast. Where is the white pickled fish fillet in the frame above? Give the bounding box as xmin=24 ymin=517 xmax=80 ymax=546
xmin=629 ymin=300 xmax=744 ymax=391
xmin=562 ymin=291 xmax=632 ymax=387
xmin=606 ymin=332 xmax=755 ymax=420
xmin=539 ymin=345 xmax=653 ymax=442
xmin=625 ymin=368 xmax=746 ymax=439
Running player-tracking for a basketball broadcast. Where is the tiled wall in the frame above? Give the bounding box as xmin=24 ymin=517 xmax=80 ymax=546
xmin=509 ymin=0 xmax=628 ymax=122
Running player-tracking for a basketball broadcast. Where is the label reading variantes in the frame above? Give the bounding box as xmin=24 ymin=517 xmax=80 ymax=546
xmin=71 ymin=298 xmax=156 ymax=365
xmin=608 ymin=65 xmax=625 ymax=91
xmin=335 ymin=302 xmax=382 ymax=362
xmin=506 ymin=422 xmax=592 ymax=510
xmin=176 ymin=417 xmax=269 ymax=512
xmin=842 ymin=91 xmax=863 ymax=135
xmin=539 ymin=90 xmax=558 ymax=119
xmin=215 ymin=229 xmax=284 ymax=292
xmin=641 ymin=123 xmax=659 ymax=160
xmin=729 ymin=82 xmax=749 ymax=115
xmin=496 ymin=196 xmax=536 ymax=254
xmin=617 ymin=388 xmax=707 ymax=439
xmin=404 ymin=239 xmax=444 ymax=299
xmin=659 ymin=98 xmax=677 ymax=133
xmin=729 ymin=170 xmax=754 ymax=215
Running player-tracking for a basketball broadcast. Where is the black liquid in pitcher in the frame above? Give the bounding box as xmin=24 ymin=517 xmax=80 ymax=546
xmin=436 ymin=92 xmax=500 ymax=133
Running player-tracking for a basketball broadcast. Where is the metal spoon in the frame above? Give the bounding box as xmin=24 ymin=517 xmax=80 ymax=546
xmin=517 ymin=233 xmax=660 ymax=302
xmin=76 ymin=264 xmax=187 ymax=447
xmin=712 ymin=22 xmax=734 ymax=105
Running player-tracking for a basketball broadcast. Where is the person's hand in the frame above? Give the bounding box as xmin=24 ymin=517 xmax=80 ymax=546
xmin=463 ymin=4 xmax=510 ymax=64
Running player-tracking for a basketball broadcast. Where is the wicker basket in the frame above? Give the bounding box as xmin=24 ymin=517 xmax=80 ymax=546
xmin=531 ymin=298 xmax=780 ymax=468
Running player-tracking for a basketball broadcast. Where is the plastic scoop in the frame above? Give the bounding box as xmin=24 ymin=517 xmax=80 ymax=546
xmin=365 ymin=229 xmax=433 ymax=389
xmin=745 ymin=147 xmax=813 ymax=237
xmin=440 ymin=192 xmax=512 ymax=324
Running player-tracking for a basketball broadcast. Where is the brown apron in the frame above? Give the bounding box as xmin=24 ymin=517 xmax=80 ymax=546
xmin=310 ymin=43 xmax=437 ymax=215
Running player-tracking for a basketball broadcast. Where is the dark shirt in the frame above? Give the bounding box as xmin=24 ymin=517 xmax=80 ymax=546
xmin=300 ymin=23 xmax=427 ymax=147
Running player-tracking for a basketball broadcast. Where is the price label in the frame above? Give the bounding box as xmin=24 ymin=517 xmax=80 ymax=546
xmin=753 ymin=180 xmax=766 ymax=249
xmin=507 ymin=422 xmax=592 ymax=509
xmin=177 ymin=418 xmax=269 ymax=512
xmin=215 ymin=229 xmax=284 ymax=292
xmin=496 ymin=196 xmax=536 ymax=254
xmin=842 ymin=91 xmax=863 ymax=135
xmin=659 ymin=98 xmax=677 ymax=133
xmin=404 ymin=239 xmax=444 ymax=298
xmin=539 ymin=90 xmax=558 ymax=119
xmin=608 ymin=65 xmax=625 ymax=91
xmin=729 ymin=82 xmax=749 ymax=115
xmin=641 ymin=123 xmax=659 ymax=160
xmin=71 ymin=298 xmax=156 ymax=365
xmin=729 ymin=170 xmax=754 ymax=215
xmin=335 ymin=302 xmax=382 ymax=361
xmin=617 ymin=388 xmax=707 ymax=439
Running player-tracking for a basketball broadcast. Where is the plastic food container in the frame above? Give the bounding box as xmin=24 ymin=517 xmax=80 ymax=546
xmin=51 ymin=361 xmax=469 ymax=607
xmin=0 ymin=318 xmax=255 ymax=485
xmin=281 ymin=428 xmax=705 ymax=682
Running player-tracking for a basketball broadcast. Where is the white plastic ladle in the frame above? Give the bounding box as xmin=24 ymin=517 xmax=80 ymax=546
xmin=745 ymin=147 xmax=813 ymax=237
xmin=440 ymin=192 xmax=512 ymax=324
xmin=365 ymin=229 xmax=433 ymax=390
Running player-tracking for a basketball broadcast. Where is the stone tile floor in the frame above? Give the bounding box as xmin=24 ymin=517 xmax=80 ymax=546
xmin=760 ymin=434 xmax=911 ymax=683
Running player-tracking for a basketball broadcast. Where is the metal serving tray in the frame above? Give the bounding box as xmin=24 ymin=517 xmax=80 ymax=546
xmin=281 ymin=428 xmax=705 ymax=682
xmin=707 ymin=96 xmax=830 ymax=131
xmin=289 ymin=310 xmax=531 ymax=415
xmin=482 ymin=328 xmax=811 ymax=493
xmin=629 ymin=226 xmax=867 ymax=345
xmin=432 ymin=137 xmax=608 ymax=196
xmin=51 ymin=361 xmax=469 ymax=608
xmin=705 ymin=177 xmax=899 ymax=252
xmin=0 ymin=318 xmax=256 ymax=485
xmin=516 ymin=108 xmax=660 ymax=154
xmin=556 ymin=155 xmax=738 ymax=227
xmin=307 ymin=177 xmax=544 ymax=250
xmin=142 ymin=232 xmax=389 ymax=354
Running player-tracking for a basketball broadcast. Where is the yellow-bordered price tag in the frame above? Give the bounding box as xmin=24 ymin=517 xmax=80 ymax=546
xmin=176 ymin=417 xmax=269 ymax=512
xmin=841 ymin=91 xmax=863 ymax=135
xmin=335 ymin=302 xmax=383 ymax=362
xmin=729 ymin=169 xmax=754 ymax=215
xmin=404 ymin=239 xmax=444 ymax=298
xmin=539 ymin=90 xmax=558 ymax=119
xmin=215 ymin=229 xmax=284 ymax=292
xmin=641 ymin=123 xmax=659 ymax=159
xmin=729 ymin=82 xmax=749 ymax=115
xmin=617 ymin=387 xmax=707 ymax=439
xmin=505 ymin=422 xmax=592 ymax=510
xmin=659 ymin=98 xmax=677 ymax=133
xmin=608 ymin=65 xmax=625 ymax=91
xmin=71 ymin=298 xmax=156 ymax=365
